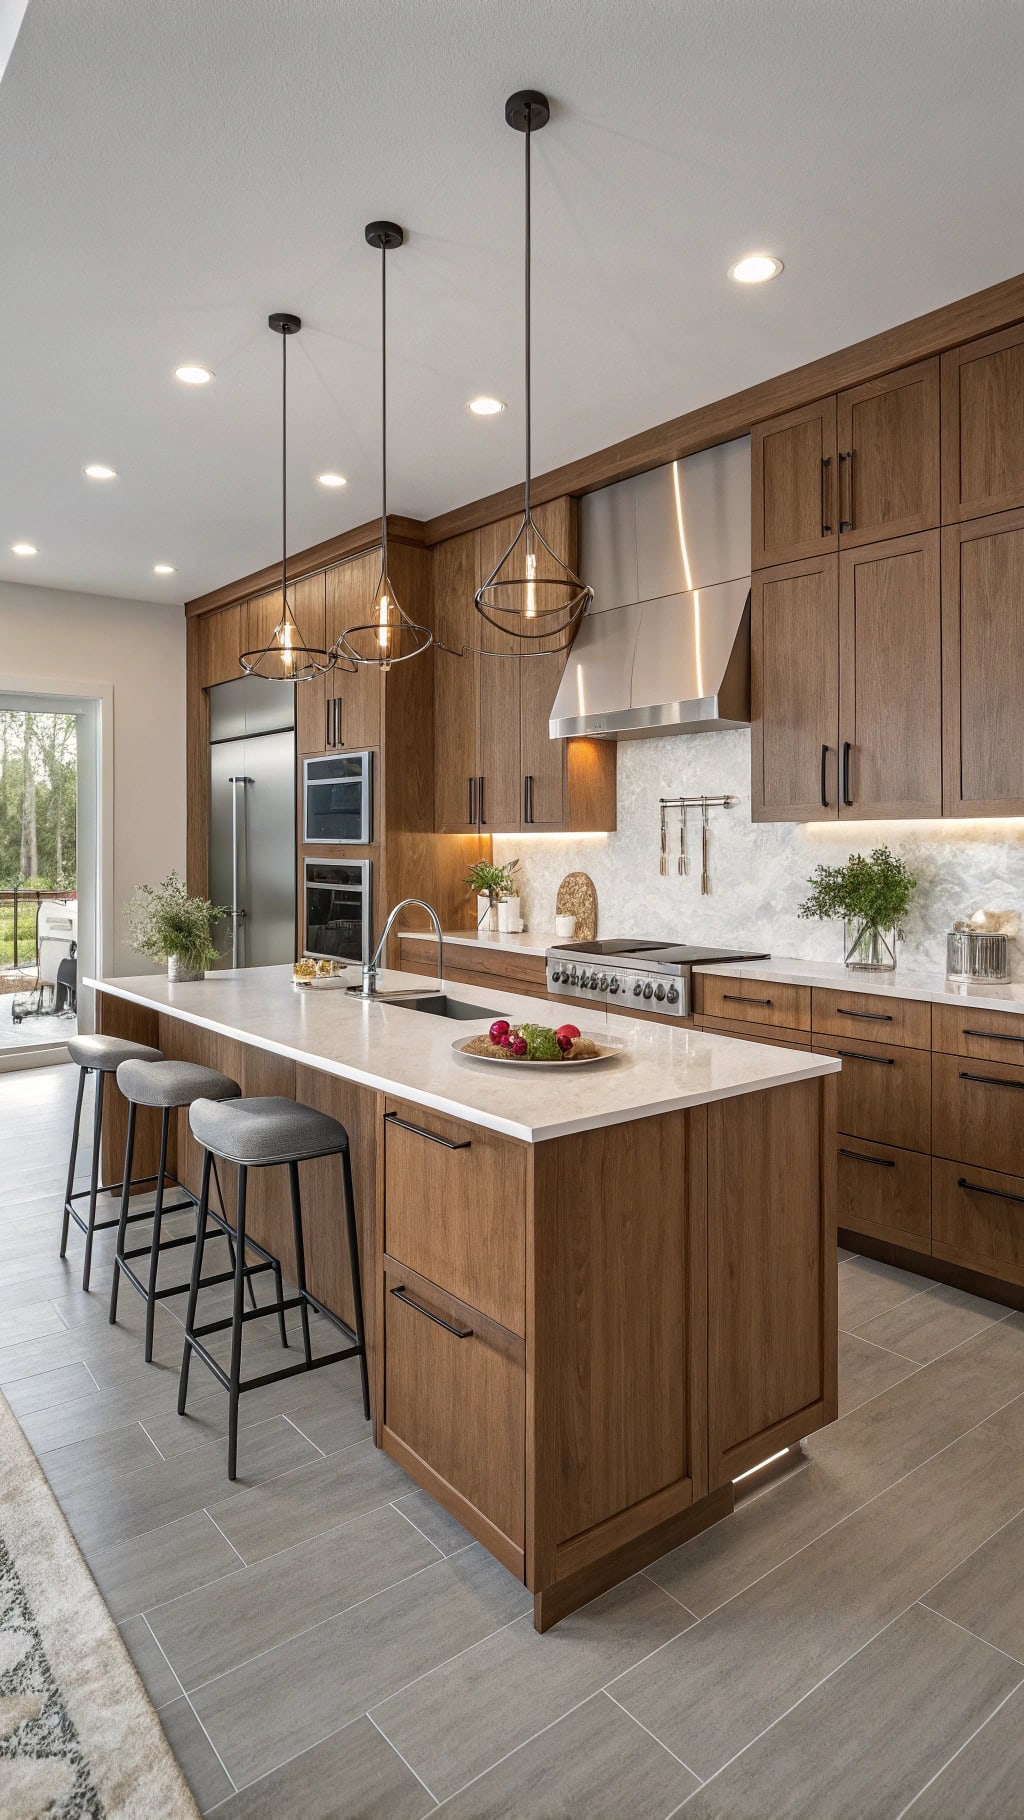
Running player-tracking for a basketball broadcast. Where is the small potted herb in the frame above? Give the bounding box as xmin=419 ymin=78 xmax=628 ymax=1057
xmin=125 ymin=872 xmax=226 ymax=982
xmin=464 ymin=858 xmax=520 ymax=934
xmin=798 ymin=847 xmax=916 ymax=972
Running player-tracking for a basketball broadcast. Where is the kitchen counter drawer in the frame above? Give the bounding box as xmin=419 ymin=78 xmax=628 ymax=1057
xmin=932 ymin=1003 xmax=1024 ymax=1064
xmin=818 ymin=1037 xmax=931 ymax=1152
xmin=383 ymin=1263 xmax=525 ymax=1557
xmin=402 ymin=936 xmax=547 ymax=995
xmin=699 ymin=975 xmax=811 ymax=1031
xmin=932 ymin=1159 xmax=1024 ymax=1287
xmin=812 ymin=987 xmax=930 ymax=1050
xmin=837 ymin=1137 xmax=931 ymax=1247
xmin=932 ymin=1053 xmax=1024 ymax=1176
xmin=698 ymin=1014 xmax=810 ymax=1051
xmin=383 ymin=1098 xmax=526 ymax=1336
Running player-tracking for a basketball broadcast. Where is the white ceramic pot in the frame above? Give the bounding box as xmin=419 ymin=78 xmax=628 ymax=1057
xmin=497 ymin=895 xmax=522 ymax=933
xmin=167 ymin=955 xmax=204 ymax=984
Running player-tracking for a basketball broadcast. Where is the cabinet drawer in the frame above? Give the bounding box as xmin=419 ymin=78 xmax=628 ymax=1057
xmin=932 ymin=1159 xmax=1024 ymax=1287
xmin=932 ymin=1053 xmax=1024 ymax=1176
xmin=812 ymin=987 xmax=930 ymax=1050
xmin=384 ymin=1265 xmax=525 ymax=1550
xmin=819 ymin=1038 xmax=930 ymax=1152
xmin=837 ymin=1138 xmax=931 ymax=1247
xmin=698 ymin=1014 xmax=810 ymax=1051
xmin=932 ymin=1003 xmax=1024 ymax=1065
xmin=401 ymin=936 xmax=548 ymax=995
xmin=383 ymin=1099 xmax=526 ymax=1336
xmin=700 ymin=975 xmax=811 ymax=1031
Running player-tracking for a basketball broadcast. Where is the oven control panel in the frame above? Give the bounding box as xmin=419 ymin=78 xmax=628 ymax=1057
xmin=545 ymin=956 xmax=688 ymax=1018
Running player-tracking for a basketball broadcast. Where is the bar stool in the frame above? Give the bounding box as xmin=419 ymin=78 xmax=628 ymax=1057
xmin=179 ymin=1095 xmax=369 ymax=1479
xmin=61 ymin=1033 xmax=164 ymax=1291
xmin=109 ymin=1058 xmax=287 ymax=1363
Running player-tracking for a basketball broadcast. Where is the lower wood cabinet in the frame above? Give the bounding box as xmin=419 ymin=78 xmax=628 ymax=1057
xmin=932 ymin=1160 xmax=1024 ymax=1288
xmin=817 ymin=1035 xmax=931 ymax=1155
xmin=837 ymin=1137 xmax=931 ymax=1249
xmin=932 ymin=1050 xmax=1024 ymax=1177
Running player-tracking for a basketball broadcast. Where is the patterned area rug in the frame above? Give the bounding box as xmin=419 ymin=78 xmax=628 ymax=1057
xmin=0 ymin=1391 xmax=200 ymax=1820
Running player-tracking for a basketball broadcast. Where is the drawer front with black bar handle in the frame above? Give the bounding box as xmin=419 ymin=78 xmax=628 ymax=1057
xmin=836 ymin=1137 xmax=931 ymax=1246
xmin=699 ymin=975 xmax=810 ymax=1031
xmin=819 ymin=1036 xmax=931 ymax=1153
xmin=933 ymin=1158 xmax=1024 ymax=1288
xmin=812 ymin=988 xmax=931 ymax=1049
xmin=933 ymin=1053 xmax=1024 ymax=1177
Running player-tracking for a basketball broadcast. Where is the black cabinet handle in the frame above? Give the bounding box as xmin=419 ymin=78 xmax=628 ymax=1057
xmin=384 ymin=1110 xmax=471 ymax=1150
xmin=335 ymin=697 xmax=343 ymax=747
xmin=839 ymin=1147 xmax=896 ymax=1168
xmin=325 ymin=697 xmax=332 ymax=749
xmin=820 ymin=456 xmax=832 ymax=537
xmin=523 ymin=774 xmax=534 ymax=824
xmin=390 ymin=1285 xmax=473 ymax=1338
xmin=723 ymin=994 xmax=773 ymax=1007
xmin=835 ymin=1049 xmax=895 ymax=1064
xmin=839 ymin=449 xmax=854 ymax=532
xmin=842 ymin=741 xmax=853 ymax=807
xmin=820 ymin=744 xmax=829 ymax=809
xmin=957 ymin=1175 xmax=1024 ymax=1207
xmin=958 ymin=1072 xmax=1024 ymax=1091
xmin=962 ymin=1029 xmax=1024 ymax=1044
xmin=468 ymin=776 xmax=476 ymax=826
xmin=836 ymin=1008 xmax=893 ymax=1023
xmin=478 ymin=775 xmax=486 ymax=826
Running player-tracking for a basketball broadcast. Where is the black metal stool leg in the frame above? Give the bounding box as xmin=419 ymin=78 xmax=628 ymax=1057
xmin=143 ymin=1108 xmax=171 ymax=1363
xmin=212 ymin=1156 xmax=257 ymax=1314
xmin=178 ymin=1149 xmax=212 ymax=1416
xmin=81 ymin=1070 xmax=106 ymax=1292
xmin=227 ymin=1166 xmax=248 ymax=1481
xmin=60 ymin=1066 xmax=87 ymax=1258
xmin=288 ymin=1161 xmax=314 ymax=1368
xmin=108 ymin=1099 xmax=138 ymax=1324
xmin=341 ymin=1146 xmax=370 ymax=1420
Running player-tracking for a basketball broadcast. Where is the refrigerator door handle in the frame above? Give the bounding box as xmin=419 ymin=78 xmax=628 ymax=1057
xmin=228 ymin=775 xmax=252 ymax=967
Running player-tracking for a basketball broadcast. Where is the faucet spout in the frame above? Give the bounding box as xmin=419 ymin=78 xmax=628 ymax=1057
xmin=354 ymin=899 xmax=444 ymax=1000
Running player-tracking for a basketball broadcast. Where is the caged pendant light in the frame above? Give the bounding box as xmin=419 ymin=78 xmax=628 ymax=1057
xmin=335 ymin=222 xmax=432 ymax=671
xmin=474 ymin=91 xmax=592 ymax=649
xmin=240 ymin=314 xmax=337 ymax=681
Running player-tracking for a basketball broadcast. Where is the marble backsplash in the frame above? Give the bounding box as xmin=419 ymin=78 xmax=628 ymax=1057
xmin=492 ymin=730 xmax=1024 ymax=977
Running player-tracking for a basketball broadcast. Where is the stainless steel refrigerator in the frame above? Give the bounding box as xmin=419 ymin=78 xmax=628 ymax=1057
xmin=208 ymin=677 xmax=295 ymax=968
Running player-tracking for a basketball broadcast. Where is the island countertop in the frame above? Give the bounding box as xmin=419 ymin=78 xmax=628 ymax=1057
xmin=85 ymin=964 xmax=840 ymax=1144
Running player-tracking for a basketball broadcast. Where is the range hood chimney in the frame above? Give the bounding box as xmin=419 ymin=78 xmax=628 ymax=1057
xmin=549 ymin=435 xmax=751 ymax=739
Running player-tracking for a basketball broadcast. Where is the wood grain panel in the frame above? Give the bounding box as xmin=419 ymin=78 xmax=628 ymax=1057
xmin=941 ymin=509 xmax=1024 ymax=815
xmin=932 ymin=1050 xmax=1024 ymax=1175
xmin=185 ymin=516 xmax=424 ymax=618
xmin=294 ymin=1065 xmax=377 ymax=1360
xmin=932 ymin=1158 xmax=1024 ymax=1287
xmin=837 ymin=1136 xmax=931 ymax=1247
xmin=477 ymin=515 xmax=524 ymax=831
xmin=838 ymin=530 xmax=941 ymax=818
xmin=292 ymin=571 xmax=328 ymax=756
xmin=432 ymin=529 xmax=480 ymax=832
xmin=932 ymin=1003 xmax=1024 ymax=1064
xmin=752 ymin=399 xmax=837 ymax=568
xmin=811 ymin=987 xmax=931 ymax=1050
xmin=751 ymin=554 xmax=839 ymax=821
xmin=700 ymin=974 xmax=811 ymax=1031
xmin=941 ymin=324 xmax=1024 ymax=522
xmin=326 ymin=553 xmax=383 ymax=750
xmin=836 ymin=359 xmax=940 ymax=546
xmin=96 ymin=995 xmax=167 ymax=1186
xmin=697 ymin=1014 xmax=811 ymax=1050
xmin=818 ymin=1036 xmax=930 ymax=1153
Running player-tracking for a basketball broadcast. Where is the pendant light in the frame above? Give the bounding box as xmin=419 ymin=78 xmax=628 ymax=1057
xmin=335 ymin=222 xmax=431 ymax=671
xmin=240 ymin=313 xmax=335 ymax=681
xmin=474 ymin=91 xmax=592 ymax=649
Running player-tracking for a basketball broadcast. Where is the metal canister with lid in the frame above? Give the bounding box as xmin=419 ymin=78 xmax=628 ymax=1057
xmin=946 ymin=927 xmax=1010 ymax=983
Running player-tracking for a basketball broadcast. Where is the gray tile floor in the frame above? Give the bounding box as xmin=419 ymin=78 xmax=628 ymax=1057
xmin=2 ymin=1063 xmax=1024 ymax=1816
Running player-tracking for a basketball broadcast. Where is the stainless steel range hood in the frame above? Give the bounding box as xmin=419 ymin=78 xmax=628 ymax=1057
xmin=550 ymin=435 xmax=751 ymax=739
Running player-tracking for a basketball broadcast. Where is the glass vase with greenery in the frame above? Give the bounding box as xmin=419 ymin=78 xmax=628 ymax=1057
xmin=125 ymin=872 xmax=226 ymax=982
xmin=798 ymin=847 xmax=916 ymax=972
xmin=464 ymin=858 xmax=520 ymax=933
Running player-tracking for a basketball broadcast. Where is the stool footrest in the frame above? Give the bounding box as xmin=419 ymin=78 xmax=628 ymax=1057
xmin=116 ymin=1256 xmax=272 ymax=1307
xmin=184 ymin=1334 xmax=363 ymax=1399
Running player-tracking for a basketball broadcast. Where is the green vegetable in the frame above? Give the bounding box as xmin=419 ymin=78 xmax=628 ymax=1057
xmin=516 ymin=1022 xmax=561 ymax=1061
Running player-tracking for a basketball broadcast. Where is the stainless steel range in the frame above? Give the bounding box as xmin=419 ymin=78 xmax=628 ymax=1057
xmin=545 ymin=938 xmax=770 ymax=1019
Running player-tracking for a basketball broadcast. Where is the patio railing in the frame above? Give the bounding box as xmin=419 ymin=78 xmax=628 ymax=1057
xmin=0 ymin=888 xmax=76 ymax=973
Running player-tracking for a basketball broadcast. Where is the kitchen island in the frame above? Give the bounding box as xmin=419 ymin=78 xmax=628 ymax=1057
xmin=88 ymin=964 xmax=840 ymax=1629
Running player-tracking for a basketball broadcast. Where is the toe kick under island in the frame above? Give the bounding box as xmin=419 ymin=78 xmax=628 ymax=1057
xmin=89 ymin=964 xmax=840 ymax=1631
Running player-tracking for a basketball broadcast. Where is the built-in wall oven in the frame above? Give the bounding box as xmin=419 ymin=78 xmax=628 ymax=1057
xmin=303 ymin=751 xmax=373 ymax=845
xmin=303 ymin=859 xmax=372 ymax=965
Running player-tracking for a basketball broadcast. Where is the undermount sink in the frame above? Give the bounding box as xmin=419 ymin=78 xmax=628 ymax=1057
xmin=388 ymin=994 xmax=505 ymax=1022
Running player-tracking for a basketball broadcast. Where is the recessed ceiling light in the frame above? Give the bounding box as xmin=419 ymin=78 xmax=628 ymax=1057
xmin=728 ymin=254 xmax=784 ymax=284
xmin=175 ymin=364 xmax=214 ymax=385
xmin=153 ymin=563 xmax=175 ymax=575
xmin=469 ymin=396 xmax=506 ymax=416
xmin=11 ymin=542 xmax=37 ymax=557
xmin=317 ymin=472 xmax=347 ymax=488
xmin=84 ymin=463 xmax=117 ymax=480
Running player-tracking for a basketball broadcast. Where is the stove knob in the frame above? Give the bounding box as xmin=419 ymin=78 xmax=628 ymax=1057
xmin=569 ymin=967 xmax=579 ymax=986
xmin=608 ymin=977 xmax=619 ymax=994
xmin=632 ymin=981 xmax=643 ymax=997
xmin=642 ymin=982 xmax=654 ymax=1000
xmin=654 ymin=984 xmax=667 ymax=1001
xmin=550 ymin=966 xmax=561 ymax=983
xmin=581 ymin=970 xmax=592 ymax=988
xmin=599 ymin=974 xmax=609 ymax=991
xmin=666 ymin=985 xmax=680 ymax=1005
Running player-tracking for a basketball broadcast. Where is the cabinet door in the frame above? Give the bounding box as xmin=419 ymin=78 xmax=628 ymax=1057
xmin=476 ymin=515 xmax=524 ymax=832
xmin=195 ymin=604 xmax=243 ymax=688
xmin=292 ymin=571 xmax=328 ymax=755
xmin=837 ymin=359 xmax=939 ymax=546
xmin=942 ymin=509 xmax=1024 ymax=815
xmin=245 ymin=587 xmax=284 ymax=663
xmin=941 ymin=325 xmax=1024 ymax=522
xmin=752 ymin=399 xmax=838 ymax=568
xmin=326 ymin=554 xmax=382 ymax=750
xmin=838 ymin=530 xmax=941 ymax=818
xmin=433 ymin=530 xmax=480 ymax=832
xmin=751 ymin=554 xmax=839 ymax=821
xmin=519 ymin=651 xmax=566 ymax=827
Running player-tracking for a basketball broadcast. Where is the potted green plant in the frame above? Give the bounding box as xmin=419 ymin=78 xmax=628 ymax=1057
xmin=464 ymin=858 xmax=520 ymax=934
xmin=798 ymin=847 xmax=917 ymax=972
xmin=125 ymin=872 xmax=226 ymax=983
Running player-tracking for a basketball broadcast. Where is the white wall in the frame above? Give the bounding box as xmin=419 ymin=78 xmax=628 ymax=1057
xmin=0 ymin=578 xmax=186 ymax=976
xmin=494 ymin=731 xmax=1024 ymax=977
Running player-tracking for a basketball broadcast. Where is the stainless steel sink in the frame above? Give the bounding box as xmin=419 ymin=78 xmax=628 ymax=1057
xmin=388 ymin=994 xmax=505 ymax=1022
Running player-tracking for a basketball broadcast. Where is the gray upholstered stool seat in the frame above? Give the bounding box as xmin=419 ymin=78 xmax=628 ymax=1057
xmin=188 ymin=1095 xmax=349 ymax=1168
xmin=116 ymin=1058 xmax=241 ymax=1111
xmin=67 ymin=1033 xmax=163 ymax=1073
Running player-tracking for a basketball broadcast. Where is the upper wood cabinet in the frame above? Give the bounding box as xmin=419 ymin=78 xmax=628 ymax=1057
xmin=290 ymin=572 xmax=327 ymax=756
xmin=751 ymin=553 xmax=839 ymax=821
xmin=838 ymin=530 xmax=941 ymax=818
xmin=941 ymin=324 xmax=1024 ymax=522
xmin=194 ymin=603 xmax=243 ymax=689
xmin=325 ymin=554 xmax=382 ymax=752
xmin=752 ymin=400 xmax=838 ymax=568
xmin=433 ymin=530 xmax=481 ymax=834
xmin=942 ymin=507 xmax=1024 ymax=815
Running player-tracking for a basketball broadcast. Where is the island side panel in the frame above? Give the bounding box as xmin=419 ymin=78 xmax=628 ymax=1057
xmin=96 ymin=991 xmax=168 ymax=1184
xmin=706 ymin=1073 xmax=837 ymax=1486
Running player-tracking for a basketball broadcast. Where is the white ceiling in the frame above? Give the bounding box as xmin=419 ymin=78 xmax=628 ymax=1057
xmin=2 ymin=0 xmax=1023 ymax=606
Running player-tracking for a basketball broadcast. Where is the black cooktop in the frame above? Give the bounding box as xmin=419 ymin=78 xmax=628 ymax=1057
xmin=552 ymin=937 xmax=769 ymax=965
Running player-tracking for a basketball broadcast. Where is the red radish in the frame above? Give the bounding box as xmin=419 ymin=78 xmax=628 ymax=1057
xmin=556 ymin=1023 xmax=581 ymax=1044
xmin=495 ymin=1031 xmax=512 ymax=1048
xmin=510 ymin=1036 xmax=528 ymax=1058
xmin=489 ymin=1019 xmax=510 ymax=1042
xmin=556 ymin=1032 xmax=573 ymax=1053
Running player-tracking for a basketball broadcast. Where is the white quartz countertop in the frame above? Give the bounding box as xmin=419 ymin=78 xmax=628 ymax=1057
xmin=85 ymin=964 xmax=839 ymax=1145
xmin=695 ymin=956 xmax=1024 ymax=1017
xmin=397 ymin=928 xmax=553 ymax=958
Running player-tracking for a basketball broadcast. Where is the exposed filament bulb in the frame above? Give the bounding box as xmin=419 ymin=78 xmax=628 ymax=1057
xmin=275 ymin=615 xmax=295 ymax=672
xmin=525 ymin=547 xmax=537 ymax=619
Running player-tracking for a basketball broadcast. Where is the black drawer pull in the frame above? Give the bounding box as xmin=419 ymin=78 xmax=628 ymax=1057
xmin=722 ymin=994 xmax=773 ymax=1007
xmin=958 ymin=1072 xmax=1024 ymax=1092
xmin=835 ymin=1049 xmax=895 ymax=1065
xmin=836 ymin=1008 xmax=893 ymax=1022
xmin=820 ymin=743 xmax=829 ymax=810
xmin=390 ymin=1284 xmax=473 ymax=1338
xmin=962 ymin=1029 xmax=1024 ymax=1044
xmin=957 ymin=1176 xmax=1024 ymax=1208
xmin=384 ymin=1111 xmax=471 ymax=1150
xmin=839 ymin=1147 xmax=896 ymax=1168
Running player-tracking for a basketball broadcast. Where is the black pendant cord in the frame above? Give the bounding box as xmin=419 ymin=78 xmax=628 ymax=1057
xmin=280 ymin=326 xmax=288 ymax=620
xmin=380 ymin=238 xmax=388 ymax=587
xmin=523 ymin=105 xmax=531 ymax=524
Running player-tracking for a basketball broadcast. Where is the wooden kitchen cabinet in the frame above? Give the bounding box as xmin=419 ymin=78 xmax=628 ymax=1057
xmin=838 ymin=530 xmax=942 ymax=818
xmin=941 ymin=323 xmax=1024 ymax=522
xmin=433 ymin=529 xmax=482 ymax=833
xmin=942 ymin=508 xmax=1024 ymax=815
xmin=751 ymin=553 xmax=839 ymax=821
xmin=837 ymin=1137 xmax=931 ymax=1249
xmin=290 ymin=572 xmax=328 ymax=755
xmin=194 ymin=602 xmax=244 ymax=689
xmin=835 ymin=360 xmax=940 ymax=547
xmin=752 ymin=399 xmax=838 ymax=568
xmin=324 ymin=553 xmax=382 ymax=751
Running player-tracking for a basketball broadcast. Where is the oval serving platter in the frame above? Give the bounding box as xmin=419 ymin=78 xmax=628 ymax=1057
xmin=452 ymin=1033 xmax=623 ymax=1069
